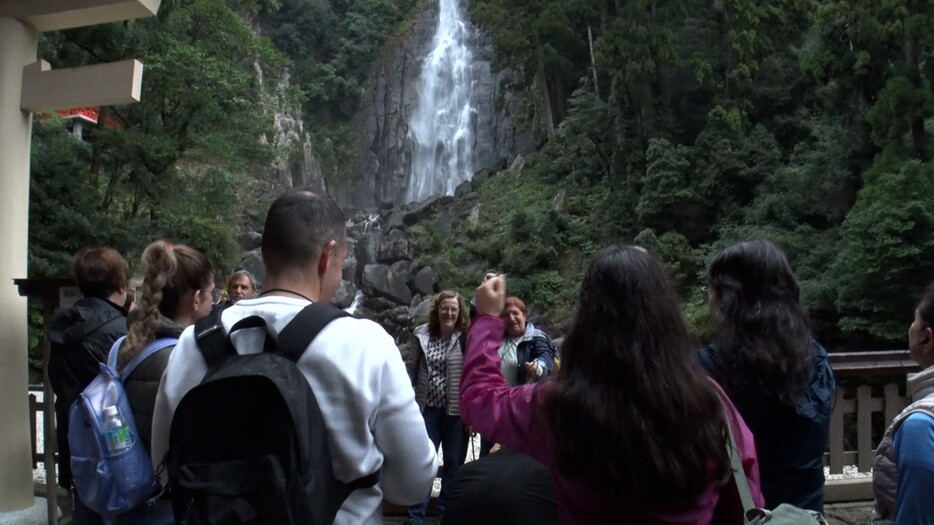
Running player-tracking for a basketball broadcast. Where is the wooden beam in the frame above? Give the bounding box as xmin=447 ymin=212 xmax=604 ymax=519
xmin=21 ymin=59 xmax=142 ymax=113
xmin=0 ymin=0 xmax=160 ymax=32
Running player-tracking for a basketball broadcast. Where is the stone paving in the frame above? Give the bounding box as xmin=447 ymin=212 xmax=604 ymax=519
xmin=825 ymin=501 xmax=874 ymax=524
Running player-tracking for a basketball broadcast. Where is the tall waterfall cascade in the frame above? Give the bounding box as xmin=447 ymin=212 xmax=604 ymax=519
xmin=406 ymin=0 xmax=477 ymax=203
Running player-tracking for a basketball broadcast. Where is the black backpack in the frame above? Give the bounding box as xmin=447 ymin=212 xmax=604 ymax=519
xmin=166 ymin=303 xmax=380 ymax=525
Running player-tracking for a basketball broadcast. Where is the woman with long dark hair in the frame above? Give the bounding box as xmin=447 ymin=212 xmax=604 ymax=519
xmin=460 ymin=245 xmax=763 ymax=523
xmin=699 ymin=239 xmax=834 ymax=512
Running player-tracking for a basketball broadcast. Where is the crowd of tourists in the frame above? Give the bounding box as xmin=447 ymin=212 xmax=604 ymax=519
xmin=47 ymin=189 xmax=933 ymax=524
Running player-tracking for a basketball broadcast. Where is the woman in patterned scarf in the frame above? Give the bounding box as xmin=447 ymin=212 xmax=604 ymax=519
xmin=404 ymin=290 xmax=471 ymax=525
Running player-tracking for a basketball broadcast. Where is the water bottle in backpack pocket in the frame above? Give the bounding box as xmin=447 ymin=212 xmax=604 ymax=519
xmin=68 ymin=336 xmax=177 ymax=517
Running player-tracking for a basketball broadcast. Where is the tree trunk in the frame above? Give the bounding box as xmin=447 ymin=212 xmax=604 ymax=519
xmin=588 ymin=25 xmax=600 ymax=97
xmin=905 ymin=0 xmax=927 ymax=161
xmin=538 ymin=61 xmax=556 ymax=139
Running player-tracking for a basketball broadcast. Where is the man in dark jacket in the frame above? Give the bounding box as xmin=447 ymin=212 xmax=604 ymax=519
xmin=47 ymin=247 xmax=129 ymax=525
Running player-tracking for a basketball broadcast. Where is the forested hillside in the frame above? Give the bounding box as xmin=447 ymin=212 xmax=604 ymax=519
xmin=418 ymin=0 xmax=933 ymax=349
xmin=27 ymin=0 xmax=934 ymax=353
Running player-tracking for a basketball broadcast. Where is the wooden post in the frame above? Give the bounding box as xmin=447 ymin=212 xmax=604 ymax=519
xmin=0 ymin=0 xmax=158 ymax=511
xmin=856 ymin=385 xmax=873 ymax=472
xmin=828 ymin=389 xmax=846 ymax=474
xmin=883 ymin=382 xmax=905 ymax=426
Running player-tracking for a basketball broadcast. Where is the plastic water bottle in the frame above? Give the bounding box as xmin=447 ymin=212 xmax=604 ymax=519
xmin=101 ymin=405 xmax=138 ymax=491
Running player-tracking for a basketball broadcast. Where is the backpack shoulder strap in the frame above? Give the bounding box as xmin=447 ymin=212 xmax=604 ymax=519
xmin=120 ymin=337 xmax=178 ymax=380
xmin=106 ymin=335 xmax=127 ymax=370
xmin=195 ymin=307 xmax=281 ymax=368
xmin=276 ymin=302 xmax=350 ymax=362
xmin=194 ymin=307 xmax=242 ymax=369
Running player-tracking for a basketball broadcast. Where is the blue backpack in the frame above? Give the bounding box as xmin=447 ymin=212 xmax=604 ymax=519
xmin=67 ymin=335 xmax=177 ymax=517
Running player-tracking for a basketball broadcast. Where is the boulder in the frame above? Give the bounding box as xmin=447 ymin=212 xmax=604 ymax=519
xmin=363 ymin=295 xmax=398 ymax=312
xmin=413 ymin=266 xmax=438 ymax=296
xmin=409 ymin=297 xmax=432 ymax=321
xmin=402 ymin=195 xmax=442 ymax=225
xmin=342 ymin=254 xmax=357 ymax=283
xmin=390 ymin=260 xmax=416 ymax=286
xmin=433 ymin=209 xmax=453 ymax=237
xmin=468 ymin=204 xmax=481 ymax=224
xmin=376 ymin=229 xmax=415 ymax=263
xmin=332 ymin=280 xmax=357 ymax=309
xmin=238 ymin=249 xmax=265 ymax=286
xmin=356 ymin=231 xmax=381 ymax=267
xmin=389 ymin=305 xmax=410 ymax=324
xmin=237 ymin=231 xmax=262 ymax=252
xmin=362 ymin=263 xmax=412 ymax=305
xmin=510 ymin=154 xmax=526 ymax=173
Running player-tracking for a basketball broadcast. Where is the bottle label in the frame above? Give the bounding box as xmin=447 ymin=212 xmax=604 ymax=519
xmin=103 ymin=426 xmax=134 ymax=455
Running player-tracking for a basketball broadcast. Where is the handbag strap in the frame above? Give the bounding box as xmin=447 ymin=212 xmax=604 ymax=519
xmin=720 ymin=398 xmax=757 ymax=514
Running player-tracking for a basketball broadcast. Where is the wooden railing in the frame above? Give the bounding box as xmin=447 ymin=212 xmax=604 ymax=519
xmin=27 ymin=350 xmax=922 ymax=507
xmin=824 ymin=350 xmax=919 ymax=502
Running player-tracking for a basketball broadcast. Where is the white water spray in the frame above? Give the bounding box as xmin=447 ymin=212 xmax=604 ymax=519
xmin=406 ymin=0 xmax=476 ymax=203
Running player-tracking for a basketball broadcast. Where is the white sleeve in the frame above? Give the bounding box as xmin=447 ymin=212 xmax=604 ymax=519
xmin=150 ymin=326 xmax=208 ymax=481
xmin=371 ymin=336 xmax=437 ymax=504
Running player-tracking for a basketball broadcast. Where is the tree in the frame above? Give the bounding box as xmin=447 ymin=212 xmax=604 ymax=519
xmin=833 ymin=156 xmax=934 ymax=344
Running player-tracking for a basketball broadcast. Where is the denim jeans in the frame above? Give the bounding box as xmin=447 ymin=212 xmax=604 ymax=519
xmin=406 ymin=406 xmax=466 ymax=524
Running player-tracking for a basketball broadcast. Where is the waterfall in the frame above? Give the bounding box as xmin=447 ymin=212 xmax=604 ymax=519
xmin=344 ymin=290 xmax=364 ymax=315
xmin=406 ymin=0 xmax=476 ymax=203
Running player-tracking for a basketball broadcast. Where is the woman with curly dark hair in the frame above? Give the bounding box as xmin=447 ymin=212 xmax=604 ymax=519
xmin=460 ymin=245 xmax=763 ymax=524
xmin=699 ymin=239 xmax=834 ymax=513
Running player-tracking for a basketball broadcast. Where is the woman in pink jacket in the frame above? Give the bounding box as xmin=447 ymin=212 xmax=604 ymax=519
xmin=459 ymin=245 xmax=763 ymax=524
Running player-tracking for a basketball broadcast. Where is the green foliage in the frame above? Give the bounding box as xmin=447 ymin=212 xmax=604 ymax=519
xmin=263 ymin=0 xmax=418 ymax=120
xmin=833 ymin=157 xmax=934 ymax=343
xmin=30 ymin=0 xmax=934 ymax=351
xmin=454 ymin=0 xmax=934 ymax=346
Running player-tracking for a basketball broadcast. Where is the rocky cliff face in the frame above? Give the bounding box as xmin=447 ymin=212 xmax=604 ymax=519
xmin=258 ymin=64 xmax=328 ymax=195
xmin=338 ymin=1 xmax=534 ymax=208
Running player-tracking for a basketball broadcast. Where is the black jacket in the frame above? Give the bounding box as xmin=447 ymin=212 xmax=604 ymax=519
xmin=119 ymin=316 xmax=183 ymax=454
xmin=47 ymin=296 xmax=128 ymax=487
xmin=697 ymin=340 xmax=835 ymax=513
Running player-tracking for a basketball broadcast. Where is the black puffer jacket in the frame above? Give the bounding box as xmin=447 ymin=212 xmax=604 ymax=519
xmin=47 ymin=296 xmax=128 ymax=487
xmin=119 ymin=316 xmax=183 ymax=454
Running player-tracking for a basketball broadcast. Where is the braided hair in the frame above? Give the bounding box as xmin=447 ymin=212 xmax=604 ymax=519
xmin=120 ymin=240 xmax=212 ymax=367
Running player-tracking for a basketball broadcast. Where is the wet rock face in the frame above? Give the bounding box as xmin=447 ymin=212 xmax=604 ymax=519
xmin=231 ymin=209 xmax=452 ymax=347
xmin=338 ymin=2 xmax=533 ymax=208
xmin=256 ymin=64 xmax=327 ymax=195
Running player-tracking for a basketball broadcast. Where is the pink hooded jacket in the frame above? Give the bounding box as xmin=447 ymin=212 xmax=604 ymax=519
xmin=459 ymin=314 xmax=764 ymax=524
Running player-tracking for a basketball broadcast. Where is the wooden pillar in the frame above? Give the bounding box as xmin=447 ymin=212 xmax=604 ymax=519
xmin=0 ymin=16 xmax=39 ymax=512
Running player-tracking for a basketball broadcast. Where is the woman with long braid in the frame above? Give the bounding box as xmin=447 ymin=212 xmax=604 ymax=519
xmin=113 ymin=240 xmax=214 ymax=524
